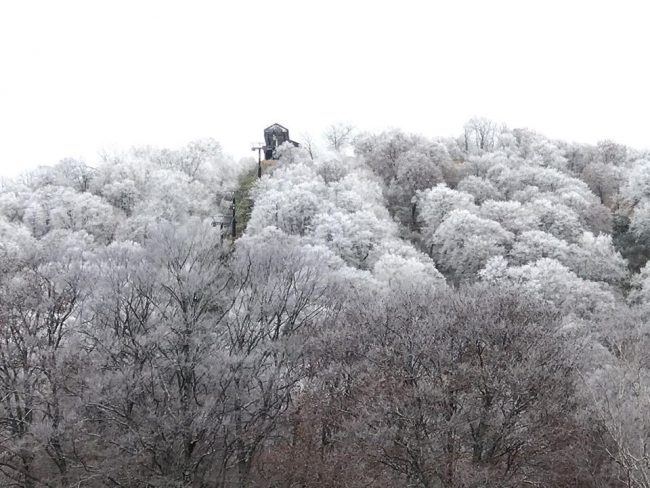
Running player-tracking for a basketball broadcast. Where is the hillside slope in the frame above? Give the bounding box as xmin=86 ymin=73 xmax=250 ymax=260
xmin=1 ymin=126 xmax=650 ymax=487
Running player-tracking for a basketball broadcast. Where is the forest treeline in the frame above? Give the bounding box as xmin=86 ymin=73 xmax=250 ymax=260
xmin=2 ymin=122 xmax=650 ymax=487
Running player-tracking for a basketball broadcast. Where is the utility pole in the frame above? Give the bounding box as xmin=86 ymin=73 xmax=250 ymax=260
xmin=251 ymin=143 xmax=265 ymax=179
xmin=411 ymin=195 xmax=417 ymax=230
xmin=231 ymin=195 xmax=237 ymax=239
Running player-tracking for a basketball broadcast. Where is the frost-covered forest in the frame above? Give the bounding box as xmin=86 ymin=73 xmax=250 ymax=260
xmin=2 ymin=121 xmax=650 ymax=487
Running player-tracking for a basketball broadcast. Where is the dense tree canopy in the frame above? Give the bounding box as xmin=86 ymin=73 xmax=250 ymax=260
xmin=0 ymin=123 xmax=649 ymax=487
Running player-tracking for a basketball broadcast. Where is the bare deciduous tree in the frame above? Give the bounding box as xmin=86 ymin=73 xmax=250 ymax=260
xmin=324 ymin=123 xmax=354 ymax=152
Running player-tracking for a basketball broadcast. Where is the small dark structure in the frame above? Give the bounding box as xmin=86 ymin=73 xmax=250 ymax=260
xmin=263 ymin=123 xmax=300 ymax=160
xmin=211 ymin=191 xmax=237 ymax=241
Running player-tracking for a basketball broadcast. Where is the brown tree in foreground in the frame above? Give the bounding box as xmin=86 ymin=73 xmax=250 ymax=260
xmin=255 ymin=284 xmax=618 ymax=488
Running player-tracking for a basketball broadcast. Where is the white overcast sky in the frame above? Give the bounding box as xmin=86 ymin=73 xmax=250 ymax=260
xmin=0 ymin=0 xmax=649 ymax=176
